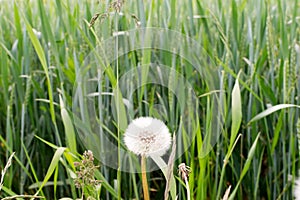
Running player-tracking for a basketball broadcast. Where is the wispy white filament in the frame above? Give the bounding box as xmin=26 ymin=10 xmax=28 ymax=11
xmin=124 ymin=117 xmax=171 ymax=157
xmin=294 ymin=177 xmax=300 ymax=200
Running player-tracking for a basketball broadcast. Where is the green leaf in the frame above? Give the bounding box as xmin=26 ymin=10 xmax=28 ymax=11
xmin=35 ymin=147 xmax=66 ymax=195
xmin=94 ymin=170 xmax=119 ymax=199
xmin=271 ymin=111 xmax=283 ymax=154
xmin=248 ymin=104 xmax=300 ymax=124
xmin=230 ymin=73 xmax=242 ymax=147
xmin=24 ymin=18 xmax=56 ymax=124
xmin=60 ymin=95 xmax=77 ymax=154
xmin=228 ymin=133 xmax=260 ymax=200
xmin=35 ymin=135 xmax=59 ymax=150
xmin=105 ymin=67 xmax=128 ymax=131
xmin=13 ymin=3 xmax=23 ymax=49
xmin=258 ymin=76 xmax=277 ymax=105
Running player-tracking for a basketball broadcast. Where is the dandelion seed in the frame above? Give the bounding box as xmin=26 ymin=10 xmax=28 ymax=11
xmin=124 ymin=117 xmax=172 ymax=157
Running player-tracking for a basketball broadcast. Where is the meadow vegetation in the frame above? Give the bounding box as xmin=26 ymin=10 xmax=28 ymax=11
xmin=0 ymin=0 xmax=299 ymax=199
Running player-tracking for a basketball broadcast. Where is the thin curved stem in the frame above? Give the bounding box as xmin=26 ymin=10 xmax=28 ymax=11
xmin=141 ymin=155 xmax=150 ymax=200
xmin=184 ymin=177 xmax=191 ymax=200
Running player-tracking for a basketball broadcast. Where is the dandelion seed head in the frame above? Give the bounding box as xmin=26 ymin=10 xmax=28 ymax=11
xmin=124 ymin=117 xmax=171 ymax=157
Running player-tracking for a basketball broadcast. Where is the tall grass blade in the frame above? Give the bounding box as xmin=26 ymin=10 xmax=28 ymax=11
xmin=59 ymin=95 xmax=77 ymax=154
xmin=35 ymin=147 xmax=66 ymax=195
xmin=248 ymin=104 xmax=300 ymax=124
xmin=228 ymin=133 xmax=261 ymax=200
xmin=230 ymin=72 xmax=242 ymax=147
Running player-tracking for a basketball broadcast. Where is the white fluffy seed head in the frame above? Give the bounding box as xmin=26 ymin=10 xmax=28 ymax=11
xmin=123 ymin=117 xmax=171 ymax=157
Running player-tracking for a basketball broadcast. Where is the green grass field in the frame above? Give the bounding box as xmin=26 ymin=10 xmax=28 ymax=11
xmin=0 ymin=0 xmax=299 ymax=199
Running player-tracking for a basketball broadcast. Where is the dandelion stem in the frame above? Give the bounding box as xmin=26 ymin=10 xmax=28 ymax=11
xmin=141 ymin=155 xmax=150 ymax=200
